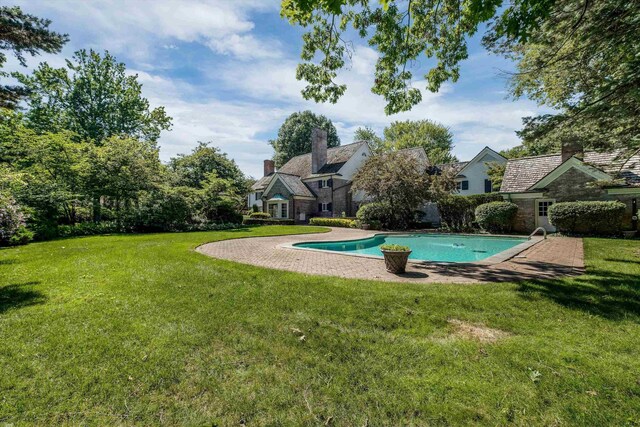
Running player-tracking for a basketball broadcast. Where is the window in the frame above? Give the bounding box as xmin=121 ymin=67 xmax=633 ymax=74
xmin=321 ymin=202 xmax=329 ymax=212
xmin=484 ymin=179 xmax=492 ymax=193
xmin=281 ymin=203 xmax=288 ymax=218
xmin=456 ymin=181 xmax=469 ymax=191
xmin=538 ymin=201 xmax=553 ymax=217
xmin=268 ymin=203 xmax=277 ymax=217
xmin=318 ymin=178 xmax=333 ymax=188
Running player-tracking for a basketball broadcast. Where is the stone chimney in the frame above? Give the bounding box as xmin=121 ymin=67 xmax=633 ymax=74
xmin=311 ymin=128 xmax=328 ymax=174
xmin=561 ymin=139 xmax=584 ymax=162
xmin=263 ymin=159 xmax=275 ymax=176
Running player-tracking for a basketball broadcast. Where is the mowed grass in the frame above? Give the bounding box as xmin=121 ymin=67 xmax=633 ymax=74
xmin=1 ymin=226 xmax=640 ymax=425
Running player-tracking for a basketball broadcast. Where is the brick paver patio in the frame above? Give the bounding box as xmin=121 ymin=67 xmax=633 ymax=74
xmin=196 ymin=227 xmax=584 ymax=283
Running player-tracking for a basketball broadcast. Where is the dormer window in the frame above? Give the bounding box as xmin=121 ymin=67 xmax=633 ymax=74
xmin=318 ymin=178 xmax=332 ymax=188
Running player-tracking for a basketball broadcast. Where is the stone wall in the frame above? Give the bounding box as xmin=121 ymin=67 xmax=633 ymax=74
xmin=507 ymin=167 xmax=639 ymax=232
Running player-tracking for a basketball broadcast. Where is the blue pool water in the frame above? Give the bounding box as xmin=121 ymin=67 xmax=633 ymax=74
xmin=294 ymin=233 xmax=527 ymax=263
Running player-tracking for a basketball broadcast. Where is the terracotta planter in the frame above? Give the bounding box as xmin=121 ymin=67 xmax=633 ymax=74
xmin=381 ymin=250 xmax=412 ymax=274
xmin=361 ymin=223 xmax=371 ymax=230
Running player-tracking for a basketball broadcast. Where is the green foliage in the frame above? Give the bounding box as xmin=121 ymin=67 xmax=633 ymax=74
xmin=437 ymin=194 xmax=503 ymax=231
xmin=356 ymin=202 xmax=393 ymax=229
xmin=282 ymin=0 xmax=555 ymax=114
xmin=383 ymin=120 xmax=457 ymax=164
xmin=242 ymin=218 xmax=296 ymax=225
xmin=353 ymin=126 xmax=384 ymax=153
xmin=308 ymin=217 xmax=355 ymax=228
xmin=353 ymin=151 xmax=454 ymax=229
xmin=549 ymin=201 xmax=626 ymax=236
xmin=499 ymin=0 xmax=640 ymax=152
xmin=249 ymin=212 xmax=271 ymax=219
xmin=475 ymin=202 xmax=518 ymax=233
xmin=379 ymin=243 xmax=410 ymax=252
xmin=8 ymin=225 xmax=33 ymax=245
xmin=16 ymin=49 xmax=171 ymax=144
xmin=0 ymin=6 xmax=68 ymax=109
xmin=486 ymin=162 xmax=506 ymax=191
xmin=168 ymin=142 xmax=246 ymax=192
xmin=0 ymin=194 xmax=28 ymax=246
xmin=269 ymin=111 xmax=340 ymax=167
xmin=251 ymin=204 xmax=260 ymax=213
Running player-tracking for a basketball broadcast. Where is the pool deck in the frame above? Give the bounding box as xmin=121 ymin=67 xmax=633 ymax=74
xmin=196 ymin=227 xmax=584 ymax=283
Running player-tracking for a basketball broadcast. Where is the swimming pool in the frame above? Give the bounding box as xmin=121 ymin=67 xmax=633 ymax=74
xmin=293 ymin=233 xmax=529 ymax=263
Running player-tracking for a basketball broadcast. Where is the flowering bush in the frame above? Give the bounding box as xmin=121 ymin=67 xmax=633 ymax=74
xmin=0 ymin=195 xmax=32 ymax=246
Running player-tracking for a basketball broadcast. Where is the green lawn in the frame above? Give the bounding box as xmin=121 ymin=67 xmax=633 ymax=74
xmin=1 ymin=226 xmax=639 ymax=425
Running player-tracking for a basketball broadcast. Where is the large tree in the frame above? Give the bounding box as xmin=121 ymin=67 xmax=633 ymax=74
xmin=0 ymin=6 xmax=68 ymax=109
xmin=16 ymin=49 xmax=171 ymax=145
xmin=168 ymin=142 xmax=247 ymax=192
xmin=281 ymin=0 xmax=557 ymax=115
xmin=494 ymin=0 xmax=639 ymax=152
xmin=353 ymin=126 xmax=385 ymax=153
xmin=384 ymin=119 xmax=456 ymax=164
xmin=352 ymin=150 xmax=454 ymax=228
xmin=270 ymin=110 xmax=340 ymax=167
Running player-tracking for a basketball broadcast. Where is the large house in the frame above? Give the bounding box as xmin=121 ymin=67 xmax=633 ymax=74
xmin=500 ymin=143 xmax=640 ymax=233
xmin=249 ymin=128 xmax=505 ymax=223
xmin=249 ymin=129 xmax=372 ymax=221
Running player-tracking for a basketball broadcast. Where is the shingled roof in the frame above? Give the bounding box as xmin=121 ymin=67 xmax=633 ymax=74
xmin=278 ymin=141 xmax=368 ymax=178
xmin=500 ymin=150 xmax=640 ymax=193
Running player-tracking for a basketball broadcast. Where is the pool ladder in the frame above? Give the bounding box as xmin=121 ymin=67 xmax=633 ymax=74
xmin=528 ymin=227 xmax=547 ymax=240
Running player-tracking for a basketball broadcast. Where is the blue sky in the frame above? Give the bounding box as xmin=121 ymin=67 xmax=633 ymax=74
xmin=11 ymin=1 xmax=547 ymax=178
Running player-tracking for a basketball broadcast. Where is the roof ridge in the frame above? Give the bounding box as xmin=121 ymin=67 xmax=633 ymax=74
xmin=282 ymin=141 xmax=365 ymax=163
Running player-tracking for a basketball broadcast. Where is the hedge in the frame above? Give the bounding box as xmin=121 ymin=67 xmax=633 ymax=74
xmin=548 ymin=201 xmax=626 ymax=236
xmin=249 ymin=211 xmax=271 ymax=218
xmin=437 ymin=193 xmax=503 ymax=231
xmin=475 ymin=202 xmax=518 ymax=233
xmin=309 ymin=217 xmax=356 ymax=228
xmin=242 ymin=218 xmax=295 ymax=225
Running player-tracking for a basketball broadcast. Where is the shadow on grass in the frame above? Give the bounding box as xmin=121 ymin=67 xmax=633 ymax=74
xmin=0 ymin=282 xmax=46 ymax=314
xmin=516 ymin=268 xmax=640 ymax=321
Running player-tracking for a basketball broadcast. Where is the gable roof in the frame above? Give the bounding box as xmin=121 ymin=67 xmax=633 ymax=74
xmin=500 ymin=150 xmax=640 ymax=193
xmin=262 ymin=172 xmax=316 ymax=198
xmin=278 ymin=141 xmax=368 ymax=178
xmin=435 ymin=146 xmax=505 ymax=177
xmin=251 ymin=141 xmax=368 ymax=191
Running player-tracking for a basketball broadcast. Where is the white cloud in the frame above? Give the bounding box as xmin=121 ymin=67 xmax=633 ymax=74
xmin=15 ymin=0 xmax=281 ymax=61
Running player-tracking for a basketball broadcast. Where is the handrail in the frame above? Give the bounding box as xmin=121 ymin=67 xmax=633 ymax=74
xmin=528 ymin=227 xmax=547 ymax=240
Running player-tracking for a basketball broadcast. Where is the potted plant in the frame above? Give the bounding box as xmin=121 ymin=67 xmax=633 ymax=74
xmin=379 ymin=244 xmax=412 ymax=274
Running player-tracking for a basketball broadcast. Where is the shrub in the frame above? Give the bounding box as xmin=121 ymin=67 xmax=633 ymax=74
xmin=549 ymin=201 xmax=626 ymax=236
xmin=356 ymin=202 xmax=393 ymax=229
xmin=437 ymin=193 xmax=502 ymax=231
xmin=9 ymin=226 xmax=34 ymax=246
xmin=380 ymin=244 xmax=410 ymax=251
xmin=249 ymin=211 xmax=271 ymax=218
xmin=475 ymin=202 xmax=518 ymax=233
xmin=252 ymin=204 xmax=260 ymax=212
xmin=308 ymin=217 xmax=356 ymax=228
xmin=0 ymin=195 xmax=30 ymax=246
xmin=242 ymin=218 xmax=295 ymax=225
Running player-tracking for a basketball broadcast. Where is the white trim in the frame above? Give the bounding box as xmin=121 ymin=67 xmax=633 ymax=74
xmin=267 ymin=200 xmax=289 ymax=219
xmin=262 ymin=173 xmax=295 ymax=197
xmin=530 ymin=156 xmax=612 ymax=190
xmin=535 ymin=198 xmax=556 ymax=232
xmin=292 ymin=195 xmax=316 ymax=201
xmin=607 ymin=187 xmax=640 ymax=195
xmin=502 ymin=192 xmax=545 ymax=199
xmin=301 ymin=173 xmax=339 ymax=181
xmin=456 ymin=146 xmax=507 ymax=177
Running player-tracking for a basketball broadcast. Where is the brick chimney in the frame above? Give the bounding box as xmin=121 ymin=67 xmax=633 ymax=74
xmin=311 ymin=128 xmax=327 ymax=174
xmin=263 ymin=159 xmax=275 ymax=176
xmin=561 ymin=139 xmax=584 ymax=162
